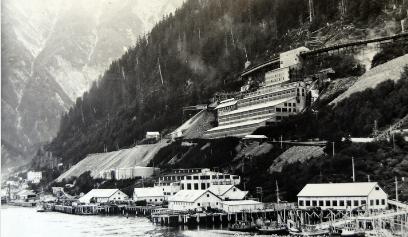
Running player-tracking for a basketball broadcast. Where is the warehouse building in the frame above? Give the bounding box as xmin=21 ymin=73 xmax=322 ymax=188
xmin=297 ymin=182 xmax=388 ymax=210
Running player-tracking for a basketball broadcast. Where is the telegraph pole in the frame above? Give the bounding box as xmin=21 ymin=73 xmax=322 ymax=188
xmin=352 ymin=157 xmax=355 ymax=182
xmin=276 ymin=180 xmax=280 ymax=204
xmin=395 ymin=177 xmax=399 ymax=202
xmin=280 ymin=135 xmax=283 ymax=149
xmin=332 ymin=142 xmax=335 ymax=157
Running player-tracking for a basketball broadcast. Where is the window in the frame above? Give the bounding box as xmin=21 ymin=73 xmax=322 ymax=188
xmin=193 ymin=176 xmax=199 ymax=180
xmin=354 ymin=200 xmax=359 ymax=206
xmin=319 ymin=200 xmax=324 ymax=206
xmin=312 ymin=200 xmax=317 ymax=206
xmin=181 ymin=184 xmax=184 ymax=190
xmin=381 ymin=199 xmax=385 ymax=205
xmin=325 ymin=200 xmax=331 ymax=206
xmin=347 ymin=200 xmax=352 ymax=207
xmin=376 ymin=199 xmax=380 ymax=205
xmin=333 ymin=201 xmax=338 ymax=206
xmin=276 ymin=108 xmax=281 ymax=112
xmin=207 ymin=194 xmax=210 ymax=197
xmin=155 ymin=199 xmax=157 ymax=202
xmin=186 ymin=176 xmax=192 ymax=180
xmin=370 ymin=200 xmax=374 ymax=206
xmin=282 ymin=108 xmax=287 ymax=112
xmin=194 ymin=184 xmax=199 ymax=190
xmin=187 ymin=184 xmax=191 ymax=190
xmin=340 ymin=200 xmax=345 ymax=206
xmin=305 ymin=200 xmax=310 ymax=206
xmin=201 ymin=183 xmax=206 ymax=190
xmin=225 ymin=175 xmax=230 ymax=179
xmin=299 ymin=200 xmax=304 ymax=206
xmin=197 ymin=203 xmax=200 ymax=206
xmin=361 ymin=200 xmax=366 ymax=205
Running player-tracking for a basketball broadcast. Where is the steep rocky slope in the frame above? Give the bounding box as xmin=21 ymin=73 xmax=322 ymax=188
xmin=1 ymin=0 xmax=183 ymax=171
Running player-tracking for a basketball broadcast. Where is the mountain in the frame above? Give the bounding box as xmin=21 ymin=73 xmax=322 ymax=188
xmin=44 ymin=0 xmax=405 ymax=167
xmin=1 ymin=0 xmax=184 ymax=172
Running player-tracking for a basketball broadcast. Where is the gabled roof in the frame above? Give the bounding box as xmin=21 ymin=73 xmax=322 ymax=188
xmin=169 ymin=190 xmax=221 ymax=203
xmin=297 ymin=182 xmax=384 ymax=197
xmin=134 ymin=187 xmax=164 ymax=197
xmin=222 ymin=200 xmax=262 ymax=206
xmin=223 ymin=97 xmax=294 ymax=116
xmin=79 ymin=189 xmax=124 ymax=203
xmin=17 ymin=190 xmax=35 ymax=196
xmin=207 ymin=185 xmax=234 ymax=196
xmin=215 ymin=100 xmax=237 ymax=110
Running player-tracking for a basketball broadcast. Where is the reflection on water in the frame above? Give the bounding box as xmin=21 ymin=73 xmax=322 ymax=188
xmin=1 ymin=206 xmax=246 ymax=237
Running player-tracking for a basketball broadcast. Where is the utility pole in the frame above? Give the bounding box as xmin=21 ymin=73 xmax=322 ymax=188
xmin=395 ymin=177 xmax=399 ymax=202
xmin=276 ymin=180 xmax=280 ymax=204
xmin=392 ymin=130 xmax=396 ymax=151
xmin=352 ymin=157 xmax=355 ymax=182
xmin=367 ymin=175 xmax=370 ymax=182
xmin=332 ymin=142 xmax=335 ymax=157
xmin=308 ymin=0 xmax=315 ymax=22
xmin=280 ymin=135 xmax=283 ymax=149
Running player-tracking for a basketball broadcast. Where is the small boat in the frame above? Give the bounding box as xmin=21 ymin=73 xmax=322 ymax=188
xmin=289 ymin=225 xmax=330 ymax=236
xmin=229 ymin=220 xmax=258 ymax=232
xmin=340 ymin=223 xmax=365 ymax=237
xmin=36 ymin=205 xmax=46 ymax=212
xmin=258 ymin=221 xmax=288 ymax=235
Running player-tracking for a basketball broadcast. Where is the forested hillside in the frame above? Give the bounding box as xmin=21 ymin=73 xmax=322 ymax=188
xmin=46 ymin=0 xmax=403 ymax=166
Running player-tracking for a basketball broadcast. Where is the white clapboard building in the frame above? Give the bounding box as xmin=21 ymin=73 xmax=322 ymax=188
xmin=220 ymin=200 xmax=264 ymax=212
xmin=207 ymin=185 xmax=248 ymax=200
xmin=168 ymin=190 xmax=222 ymax=211
xmin=79 ymin=189 xmax=129 ymax=204
xmin=297 ymin=182 xmax=388 ymax=210
xmin=133 ymin=187 xmax=165 ymax=205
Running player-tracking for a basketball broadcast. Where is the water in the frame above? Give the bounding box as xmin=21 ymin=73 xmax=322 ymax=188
xmin=1 ymin=206 xmax=243 ymax=237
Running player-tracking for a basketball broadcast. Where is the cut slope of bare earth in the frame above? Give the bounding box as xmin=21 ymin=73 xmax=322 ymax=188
xmin=331 ymin=54 xmax=408 ymax=105
xmin=56 ymin=139 xmax=170 ymax=181
xmin=269 ymin=146 xmax=325 ymax=173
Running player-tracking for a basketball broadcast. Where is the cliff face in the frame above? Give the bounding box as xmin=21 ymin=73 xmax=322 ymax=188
xmin=1 ymin=0 xmax=183 ymax=171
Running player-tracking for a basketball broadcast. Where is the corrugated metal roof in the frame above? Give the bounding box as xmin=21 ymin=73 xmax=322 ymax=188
xmin=168 ymin=190 xmax=220 ymax=202
xmin=297 ymin=182 xmax=383 ymax=197
xmin=215 ymin=100 xmax=238 ymax=110
xmin=79 ymin=189 xmax=122 ymax=203
xmin=207 ymin=185 xmax=234 ymax=196
xmin=134 ymin=187 xmax=164 ymax=197
xmin=206 ymin=118 xmax=269 ymax=132
xmin=223 ymin=97 xmax=294 ymax=116
xmin=222 ymin=200 xmax=262 ymax=206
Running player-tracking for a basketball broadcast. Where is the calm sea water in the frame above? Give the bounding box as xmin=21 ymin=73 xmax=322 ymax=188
xmin=1 ymin=206 xmax=243 ymax=237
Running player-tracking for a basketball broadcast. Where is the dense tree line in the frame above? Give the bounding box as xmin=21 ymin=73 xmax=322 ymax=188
xmin=46 ymin=0 xmax=394 ymax=166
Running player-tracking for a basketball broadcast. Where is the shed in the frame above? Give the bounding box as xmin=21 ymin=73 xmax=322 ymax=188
xmin=133 ymin=187 xmax=165 ymax=205
xmin=79 ymin=189 xmax=128 ymax=204
xmin=221 ymin=200 xmax=264 ymax=212
xmin=168 ymin=190 xmax=221 ymax=211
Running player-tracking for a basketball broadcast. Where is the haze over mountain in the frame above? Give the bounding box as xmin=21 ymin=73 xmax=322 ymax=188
xmin=1 ymin=0 xmax=184 ymax=171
